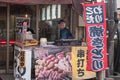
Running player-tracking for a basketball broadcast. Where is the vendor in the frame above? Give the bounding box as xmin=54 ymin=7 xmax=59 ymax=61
xmin=58 ymin=19 xmax=74 ymax=39
xmin=19 ymin=20 xmax=35 ymax=34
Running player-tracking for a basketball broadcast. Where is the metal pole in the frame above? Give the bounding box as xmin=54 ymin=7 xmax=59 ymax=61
xmin=114 ymin=0 xmax=117 ymax=12
xmin=6 ymin=3 xmax=10 ymax=73
xmin=97 ymin=70 xmax=106 ymax=80
xmin=106 ymin=0 xmax=118 ymax=78
xmin=36 ymin=5 xmax=40 ymax=41
xmin=70 ymin=6 xmax=73 ymax=32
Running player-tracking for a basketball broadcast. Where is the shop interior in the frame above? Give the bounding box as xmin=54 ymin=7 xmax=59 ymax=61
xmin=0 ymin=3 xmax=85 ymax=74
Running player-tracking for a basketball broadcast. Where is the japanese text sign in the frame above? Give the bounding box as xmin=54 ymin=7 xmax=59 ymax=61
xmin=83 ymin=2 xmax=108 ymax=72
xmin=14 ymin=46 xmax=32 ymax=80
xmin=19 ymin=51 xmax=26 ymax=68
xmin=72 ymin=47 xmax=96 ymax=79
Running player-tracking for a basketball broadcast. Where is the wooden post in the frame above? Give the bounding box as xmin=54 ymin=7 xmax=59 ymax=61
xmin=6 ymin=3 xmax=10 ymax=73
xmin=36 ymin=5 xmax=40 ymax=41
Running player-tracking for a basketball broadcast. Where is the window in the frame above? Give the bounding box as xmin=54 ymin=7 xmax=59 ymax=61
xmin=52 ymin=5 xmax=56 ymax=19
xmin=41 ymin=4 xmax=61 ymax=20
xmin=57 ymin=5 xmax=61 ymax=18
xmin=47 ymin=6 xmax=51 ymax=20
xmin=42 ymin=8 xmax=46 ymax=20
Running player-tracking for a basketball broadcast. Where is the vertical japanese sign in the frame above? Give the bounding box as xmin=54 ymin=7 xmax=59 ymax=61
xmin=14 ymin=46 xmax=32 ymax=80
xmin=72 ymin=47 xmax=96 ymax=79
xmin=19 ymin=51 xmax=26 ymax=68
xmin=83 ymin=2 xmax=108 ymax=71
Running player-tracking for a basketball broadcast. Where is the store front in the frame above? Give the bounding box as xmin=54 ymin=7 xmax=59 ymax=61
xmin=0 ymin=3 xmax=37 ymax=73
xmin=0 ymin=0 xmax=86 ymax=77
xmin=0 ymin=6 xmax=9 ymax=73
xmin=0 ymin=0 xmax=112 ymax=80
xmin=0 ymin=5 xmax=15 ymax=73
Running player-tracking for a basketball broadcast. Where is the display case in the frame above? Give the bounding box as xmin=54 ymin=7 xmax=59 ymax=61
xmin=15 ymin=16 xmax=38 ymax=47
xmin=15 ymin=33 xmax=38 ymax=47
xmin=33 ymin=46 xmax=72 ymax=80
xmin=33 ymin=46 xmax=96 ymax=80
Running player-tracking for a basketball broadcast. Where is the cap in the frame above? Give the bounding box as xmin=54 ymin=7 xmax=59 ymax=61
xmin=58 ymin=19 xmax=65 ymax=24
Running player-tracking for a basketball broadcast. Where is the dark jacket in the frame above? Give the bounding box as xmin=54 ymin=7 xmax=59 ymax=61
xmin=19 ymin=27 xmax=35 ymax=34
xmin=60 ymin=28 xmax=74 ymax=39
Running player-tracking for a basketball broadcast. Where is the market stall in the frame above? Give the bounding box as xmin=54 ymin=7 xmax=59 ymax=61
xmin=14 ymin=38 xmax=96 ymax=80
xmin=13 ymin=6 xmax=96 ymax=79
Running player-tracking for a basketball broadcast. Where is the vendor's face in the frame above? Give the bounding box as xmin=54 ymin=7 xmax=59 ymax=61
xmin=59 ymin=22 xmax=66 ymax=29
xmin=23 ymin=22 xmax=28 ymax=27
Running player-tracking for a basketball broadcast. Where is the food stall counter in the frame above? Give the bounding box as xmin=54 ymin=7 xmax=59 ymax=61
xmin=14 ymin=39 xmax=96 ymax=80
xmin=14 ymin=42 xmax=38 ymax=80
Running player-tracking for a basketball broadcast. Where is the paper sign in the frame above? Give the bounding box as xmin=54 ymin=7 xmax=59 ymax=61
xmin=72 ymin=47 xmax=96 ymax=79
